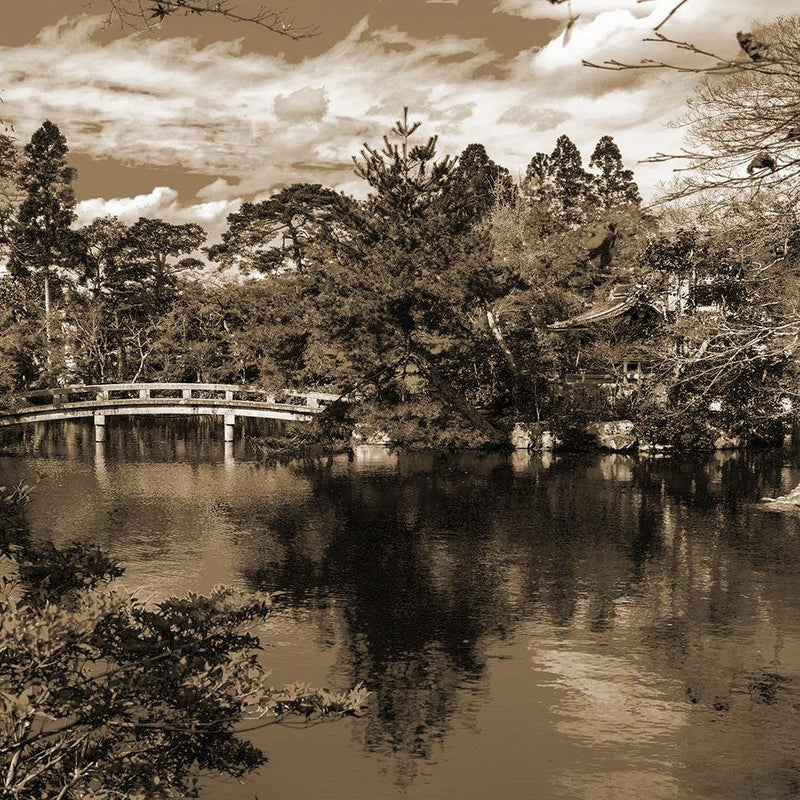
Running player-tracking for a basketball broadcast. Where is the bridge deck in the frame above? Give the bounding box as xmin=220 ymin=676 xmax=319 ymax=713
xmin=0 ymin=383 xmax=346 ymax=432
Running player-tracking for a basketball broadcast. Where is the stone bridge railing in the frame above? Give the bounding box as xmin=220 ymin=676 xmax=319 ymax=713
xmin=0 ymin=383 xmax=348 ymax=442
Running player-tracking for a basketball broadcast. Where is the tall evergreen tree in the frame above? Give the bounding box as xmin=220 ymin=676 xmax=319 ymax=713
xmin=450 ymin=143 xmax=516 ymax=222
xmin=549 ymin=134 xmax=596 ymax=224
xmin=589 ymin=135 xmax=641 ymax=209
xmin=310 ymin=110 xmax=500 ymax=435
xmin=523 ymin=136 xmax=595 ymax=227
xmin=0 ymin=134 xmax=20 ymax=260
xmin=523 ymin=151 xmax=557 ymax=208
xmin=9 ymin=121 xmax=82 ymax=356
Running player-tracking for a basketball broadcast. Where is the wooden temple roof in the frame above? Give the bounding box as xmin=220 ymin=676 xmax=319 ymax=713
xmin=548 ymin=284 xmax=639 ymax=330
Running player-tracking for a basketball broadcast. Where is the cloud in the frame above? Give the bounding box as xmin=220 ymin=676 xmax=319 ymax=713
xmin=75 ymin=186 xmax=241 ymax=242
xmin=496 ymin=0 xmax=647 ymax=22
xmin=274 ymin=87 xmax=329 ymax=122
xmin=498 ymin=105 xmax=569 ymax=131
xmin=76 ymin=187 xmax=179 ymax=223
xmin=195 ymin=178 xmax=240 ymax=201
xmin=493 ymin=0 xmax=800 ymax=193
xmin=0 ymin=15 xmax=517 ymax=197
xmin=1 ymin=1 xmax=798 ymax=212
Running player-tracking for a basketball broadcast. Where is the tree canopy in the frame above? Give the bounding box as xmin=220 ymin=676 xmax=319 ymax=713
xmin=8 ymin=122 xmax=82 ymax=294
xmin=208 ymin=184 xmax=347 ymax=275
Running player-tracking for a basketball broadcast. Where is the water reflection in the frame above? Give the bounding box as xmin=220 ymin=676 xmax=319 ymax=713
xmin=2 ymin=422 xmax=800 ymax=799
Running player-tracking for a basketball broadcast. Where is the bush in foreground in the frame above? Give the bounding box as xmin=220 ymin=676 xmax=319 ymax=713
xmin=0 ymin=485 xmax=368 ymax=799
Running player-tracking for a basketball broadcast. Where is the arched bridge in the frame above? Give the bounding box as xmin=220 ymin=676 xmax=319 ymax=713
xmin=0 ymin=383 xmax=346 ymax=442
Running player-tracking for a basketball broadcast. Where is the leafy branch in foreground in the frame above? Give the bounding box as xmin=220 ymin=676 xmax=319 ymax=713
xmin=0 ymin=486 xmax=368 ymax=799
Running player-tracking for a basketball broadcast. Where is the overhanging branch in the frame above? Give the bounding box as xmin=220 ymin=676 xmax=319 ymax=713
xmin=91 ymin=0 xmax=319 ymax=40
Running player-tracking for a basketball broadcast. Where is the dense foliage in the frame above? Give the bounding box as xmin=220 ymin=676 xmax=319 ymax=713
xmin=0 ymin=484 xmax=368 ymax=799
xmin=0 ymin=115 xmax=643 ymax=444
xmin=4 ymin=15 xmax=800 ymax=450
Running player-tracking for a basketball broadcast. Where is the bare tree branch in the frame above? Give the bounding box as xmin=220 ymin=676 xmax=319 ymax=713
xmin=87 ymin=0 xmax=318 ymax=40
xmin=654 ymin=0 xmax=690 ymax=33
xmin=583 ymin=32 xmax=781 ymax=75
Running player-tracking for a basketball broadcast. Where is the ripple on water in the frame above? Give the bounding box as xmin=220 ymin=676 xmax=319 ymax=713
xmin=3 ymin=429 xmax=800 ymax=800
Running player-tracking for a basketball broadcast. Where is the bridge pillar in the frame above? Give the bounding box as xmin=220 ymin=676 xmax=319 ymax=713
xmin=224 ymin=413 xmax=236 ymax=442
xmin=94 ymin=412 xmax=106 ymax=443
xmin=224 ymin=440 xmax=235 ymax=466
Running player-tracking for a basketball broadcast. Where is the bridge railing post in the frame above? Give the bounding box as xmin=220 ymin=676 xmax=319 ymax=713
xmin=139 ymin=387 xmax=149 ymax=400
xmin=182 ymin=388 xmax=192 ymax=399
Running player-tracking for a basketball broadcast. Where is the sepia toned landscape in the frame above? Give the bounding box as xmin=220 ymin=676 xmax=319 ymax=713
xmin=2 ymin=2 xmax=800 ymax=798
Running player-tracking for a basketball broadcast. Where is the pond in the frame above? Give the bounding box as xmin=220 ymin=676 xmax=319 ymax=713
xmin=2 ymin=418 xmax=800 ymax=800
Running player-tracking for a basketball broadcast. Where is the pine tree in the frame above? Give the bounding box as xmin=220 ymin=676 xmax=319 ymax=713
xmin=314 ymin=109 xmax=500 ymax=435
xmin=589 ymin=135 xmax=641 ymax=209
xmin=549 ymin=134 xmax=596 ymax=225
xmin=120 ymin=217 xmax=206 ymax=305
xmin=523 ymin=151 xmax=557 ymax=207
xmin=209 ymin=183 xmax=346 ymax=274
xmin=523 ymin=136 xmax=596 ymax=227
xmin=9 ymin=121 xmax=82 ymax=357
xmin=450 ymin=143 xmax=516 ymax=222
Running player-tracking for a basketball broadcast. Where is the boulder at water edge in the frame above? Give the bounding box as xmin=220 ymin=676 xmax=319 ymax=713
xmin=761 ymin=481 xmax=800 ymax=509
xmin=510 ymin=422 xmax=562 ymax=451
xmin=709 ymin=427 xmax=741 ymax=450
xmin=586 ymin=420 xmax=638 ymax=452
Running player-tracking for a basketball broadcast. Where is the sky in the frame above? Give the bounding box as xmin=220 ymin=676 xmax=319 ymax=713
xmin=0 ymin=0 xmax=796 ymax=240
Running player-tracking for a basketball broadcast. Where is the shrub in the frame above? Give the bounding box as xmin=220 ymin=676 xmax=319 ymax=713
xmin=0 ymin=485 xmax=368 ymax=799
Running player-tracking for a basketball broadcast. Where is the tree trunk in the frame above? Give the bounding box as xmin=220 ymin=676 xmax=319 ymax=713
xmin=483 ymin=301 xmax=528 ymax=406
xmin=43 ymin=269 xmax=52 ymax=367
xmin=791 ymin=411 xmax=800 ymax=450
xmin=411 ymin=347 xmax=500 ymax=437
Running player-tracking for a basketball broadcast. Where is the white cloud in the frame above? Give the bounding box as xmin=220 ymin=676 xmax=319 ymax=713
xmin=76 ymin=187 xmax=179 ymax=224
xmin=0 ymin=16 xmax=507 ymax=197
xmin=75 ymin=186 xmax=241 ymax=242
xmin=195 ymin=178 xmax=241 ymax=201
xmin=497 ymin=0 xmax=650 ymax=22
xmin=274 ymin=87 xmax=329 ymax=122
xmin=1 ymin=2 xmax=798 ymax=213
xmin=493 ymin=0 xmax=800 ymax=196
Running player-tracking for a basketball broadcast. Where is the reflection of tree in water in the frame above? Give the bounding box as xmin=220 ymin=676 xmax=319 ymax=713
xmin=237 ymin=453 xmax=522 ymax=782
xmin=202 ymin=447 xmax=800 ymax=793
xmin=7 ymin=423 xmax=800 ymax=795
xmin=603 ymin=455 xmax=800 ymax=799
